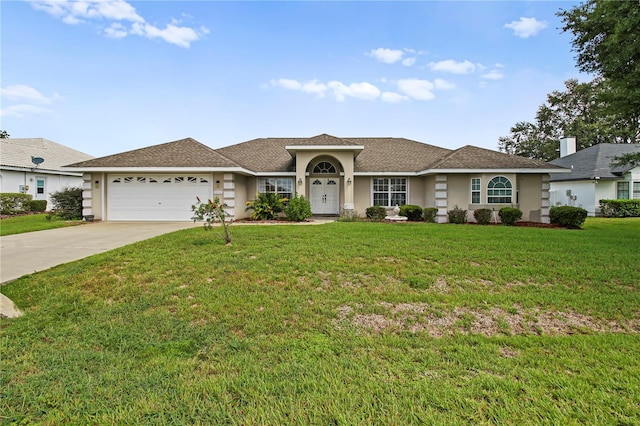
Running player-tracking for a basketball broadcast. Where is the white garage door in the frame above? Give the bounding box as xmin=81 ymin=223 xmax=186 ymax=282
xmin=107 ymin=174 xmax=213 ymax=221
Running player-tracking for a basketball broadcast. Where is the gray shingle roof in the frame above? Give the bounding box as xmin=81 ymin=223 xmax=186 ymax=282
xmin=1 ymin=138 xmax=93 ymax=171
xmin=66 ymin=138 xmax=239 ymax=168
xmin=549 ymin=143 xmax=640 ymax=181
xmin=64 ymin=134 xmax=566 ymax=174
xmin=433 ymin=145 xmax=567 ymax=170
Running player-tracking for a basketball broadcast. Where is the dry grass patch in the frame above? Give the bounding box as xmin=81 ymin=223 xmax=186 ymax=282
xmin=334 ymin=303 xmax=640 ymax=337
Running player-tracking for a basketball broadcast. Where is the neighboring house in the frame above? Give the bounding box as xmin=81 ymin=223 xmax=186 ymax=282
xmin=549 ymin=137 xmax=640 ymax=216
xmin=1 ymin=138 xmax=94 ymax=208
xmin=64 ymin=134 xmax=568 ymax=223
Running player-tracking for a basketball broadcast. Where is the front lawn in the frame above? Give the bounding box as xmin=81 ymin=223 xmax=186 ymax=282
xmin=1 ymin=218 xmax=639 ymax=424
xmin=0 ymin=214 xmax=83 ymax=236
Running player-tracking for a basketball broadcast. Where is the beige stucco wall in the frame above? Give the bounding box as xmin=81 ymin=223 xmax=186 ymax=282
xmin=517 ymin=174 xmax=543 ymax=222
xmin=423 ymin=175 xmax=436 ymax=208
xmin=445 ymin=173 xmax=548 ymax=222
xmin=229 ymin=174 xmax=248 ymax=220
xmin=295 ymin=151 xmax=355 ymax=209
xmin=83 ymin=172 xmax=104 ymax=220
xmin=409 ymin=176 xmax=426 ymax=207
xmin=353 ymin=176 xmax=371 ymax=214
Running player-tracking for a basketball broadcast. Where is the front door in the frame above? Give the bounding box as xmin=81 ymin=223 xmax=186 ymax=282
xmin=310 ymin=178 xmax=339 ymax=215
xmin=35 ymin=177 xmax=46 ymax=200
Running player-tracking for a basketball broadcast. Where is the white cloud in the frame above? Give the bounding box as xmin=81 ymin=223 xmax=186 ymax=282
xmin=327 ymin=81 xmax=380 ymax=102
xmin=367 ymin=48 xmax=404 ymax=64
xmin=397 ymin=79 xmax=435 ymax=101
xmin=428 ymin=59 xmax=476 ymax=75
xmin=401 ymin=57 xmax=416 ymax=67
xmin=1 ymin=84 xmax=60 ymax=104
xmin=504 ymin=17 xmax=548 ymax=38
xmin=27 ymin=0 xmax=207 ymax=48
xmin=434 ymin=79 xmax=456 ymax=90
xmin=0 ymin=104 xmax=53 ymax=117
xmin=104 ymin=23 xmax=128 ymax=39
xmin=381 ymin=92 xmax=408 ymax=103
xmin=482 ymin=70 xmax=504 ymax=80
xmin=29 ymin=0 xmax=144 ymax=23
xmin=131 ymin=22 xmax=205 ymax=49
xmin=270 ymin=79 xmax=327 ymax=97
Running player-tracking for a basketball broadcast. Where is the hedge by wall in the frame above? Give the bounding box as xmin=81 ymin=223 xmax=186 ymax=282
xmin=599 ymin=199 xmax=640 ymax=217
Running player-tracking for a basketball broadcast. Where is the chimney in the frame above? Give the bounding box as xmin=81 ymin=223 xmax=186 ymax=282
xmin=560 ymin=136 xmax=576 ymax=158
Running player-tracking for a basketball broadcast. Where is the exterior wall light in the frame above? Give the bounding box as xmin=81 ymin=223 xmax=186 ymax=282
xmin=298 ymin=178 xmax=303 ymax=185
xmin=347 ymin=177 xmax=352 ymax=185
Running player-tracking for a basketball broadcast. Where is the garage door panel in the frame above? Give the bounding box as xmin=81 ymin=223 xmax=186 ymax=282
xmin=107 ymin=174 xmax=212 ymax=221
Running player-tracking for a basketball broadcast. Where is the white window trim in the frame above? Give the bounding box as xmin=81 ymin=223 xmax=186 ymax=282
xmin=487 ymin=175 xmax=513 ymax=204
xmin=370 ymin=177 xmax=409 ymax=207
xmin=471 ymin=177 xmax=481 ymax=204
xmin=257 ymin=177 xmax=294 ymax=197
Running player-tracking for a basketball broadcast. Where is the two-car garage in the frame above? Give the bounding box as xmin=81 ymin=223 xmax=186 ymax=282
xmin=106 ymin=174 xmax=213 ymax=221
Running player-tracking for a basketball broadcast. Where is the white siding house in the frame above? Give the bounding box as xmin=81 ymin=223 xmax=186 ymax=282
xmin=1 ymin=138 xmax=93 ymax=209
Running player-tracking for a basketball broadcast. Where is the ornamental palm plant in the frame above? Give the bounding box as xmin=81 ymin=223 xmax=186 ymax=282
xmin=245 ymin=192 xmax=288 ymax=220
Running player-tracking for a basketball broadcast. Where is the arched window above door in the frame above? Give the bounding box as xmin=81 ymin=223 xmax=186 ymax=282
xmin=313 ymin=161 xmax=337 ymax=174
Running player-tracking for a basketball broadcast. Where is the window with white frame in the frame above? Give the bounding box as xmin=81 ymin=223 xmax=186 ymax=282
xmin=634 ymin=182 xmax=640 ymax=199
xmin=487 ymin=176 xmax=513 ymax=204
xmin=372 ymin=177 xmax=407 ymax=207
xmin=471 ymin=178 xmax=481 ymax=204
xmin=617 ymin=182 xmax=630 ymax=199
xmin=258 ymin=178 xmax=294 ymax=200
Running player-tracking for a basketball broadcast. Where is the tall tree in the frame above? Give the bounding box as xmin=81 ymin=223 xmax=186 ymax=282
xmin=498 ymin=78 xmax=632 ymax=161
xmin=558 ymin=0 xmax=640 ymax=142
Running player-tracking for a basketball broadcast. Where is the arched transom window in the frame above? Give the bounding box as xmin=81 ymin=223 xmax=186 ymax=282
xmin=313 ymin=161 xmax=337 ymax=174
xmin=487 ymin=176 xmax=513 ymax=204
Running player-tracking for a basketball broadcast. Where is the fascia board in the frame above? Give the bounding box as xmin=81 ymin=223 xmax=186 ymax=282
xmin=1 ymin=165 xmax=83 ymax=176
xmin=416 ymin=168 xmax=573 ymax=175
xmin=61 ymin=166 xmax=256 ymax=175
xmin=354 ymin=172 xmax=420 ymax=176
xmin=285 ymin=145 xmax=365 ymax=151
xmin=254 ymin=172 xmax=296 ymax=176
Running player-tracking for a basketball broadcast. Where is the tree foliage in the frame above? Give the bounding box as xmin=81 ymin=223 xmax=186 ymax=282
xmin=500 ymin=1 xmax=640 ymax=161
xmin=558 ymin=0 xmax=640 ymax=140
xmin=498 ymin=78 xmax=634 ymax=161
xmin=0 ymin=130 xmax=9 ymax=139
xmin=48 ymin=187 xmax=83 ymax=220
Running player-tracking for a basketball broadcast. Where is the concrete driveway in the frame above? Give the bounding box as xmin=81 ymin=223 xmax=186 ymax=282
xmin=1 ymin=222 xmax=199 ymax=317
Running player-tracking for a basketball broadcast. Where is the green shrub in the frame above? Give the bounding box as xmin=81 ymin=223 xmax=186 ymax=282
xmin=0 ymin=193 xmax=32 ymax=215
xmin=28 ymin=200 xmax=47 ymax=212
xmin=245 ymin=192 xmax=287 ymax=220
xmin=399 ymin=204 xmax=423 ymax=221
xmin=447 ymin=206 xmax=467 ymax=224
xmin=48 ymin=187 xmax=83 ymax=220
xmin=284 ymin=194 xmax=312 ymax=222
xmin=498 ymin=207 xmax=522 ymax=226
xmin=599 ymin=199 xmax=640 ymax=217
xmin=423 ymin=207 xmax=438 ymax=223
xmin=473 ymin=208 xmax=492 ymax=225
xmin=550 ymin=206 xmax=588 ymax=228
xmin=366 ymin=206 xmax=386 ymax=220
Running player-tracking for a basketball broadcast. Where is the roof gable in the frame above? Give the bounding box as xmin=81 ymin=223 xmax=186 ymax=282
xmin=1 ymin=138 xmax=93 ymax=171
xmin=432 ymin=145 xmax=566 ymax=170
xmin=549 ymin=143 xmax=640 ymax=181
xmin=297 ymin=134 xmax=361 ymax=146
xmin=66 ymin=138 xmax=239 ymax=168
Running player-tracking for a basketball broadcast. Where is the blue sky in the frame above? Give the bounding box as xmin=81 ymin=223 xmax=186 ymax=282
xmin=2 ymin=0 xmax=585 ymax=158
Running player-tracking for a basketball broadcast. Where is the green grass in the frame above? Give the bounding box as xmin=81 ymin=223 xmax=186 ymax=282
xmin=0 ymin=214 xmax=83 ymax=236
xmin=1 ymin=218 xmax=639 ymax=424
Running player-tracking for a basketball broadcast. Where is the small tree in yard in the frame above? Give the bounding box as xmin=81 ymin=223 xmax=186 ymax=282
xmin=284 ymin=194 xmax=312 ymax=222
xmin=191 ymin=197 xmax=232 ymax=244
xmin=48 ymin=187 xmax=83 ymax=220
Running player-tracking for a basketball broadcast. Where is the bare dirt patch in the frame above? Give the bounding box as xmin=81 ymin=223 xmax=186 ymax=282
xmin=333 ymin=303 xmax=640 ymax=337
